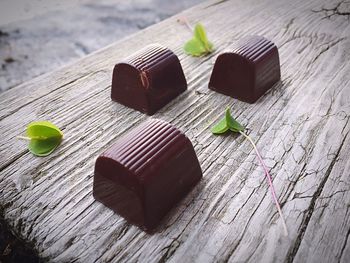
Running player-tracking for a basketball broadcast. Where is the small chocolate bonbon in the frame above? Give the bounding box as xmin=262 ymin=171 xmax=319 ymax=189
xmin=93 ymin=119 xmax=202 ymax=231
xmin=209 ymin=35 xmax=281 ymax=103
xmin=111 ymin=44 xmax=187 ymax=115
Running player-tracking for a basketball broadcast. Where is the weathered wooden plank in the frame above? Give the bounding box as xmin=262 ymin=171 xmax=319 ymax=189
xmin=0 ymin=0 xmax=350 ymax=262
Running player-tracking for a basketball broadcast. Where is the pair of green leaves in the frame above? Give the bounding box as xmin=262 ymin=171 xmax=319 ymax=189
xmin=184 ymin=23 xmax=214 ymax=57
xmin=211 ymin=108 xmax=245 ymax=134
xmin=18 ymin=121 xmax=63 ymax=157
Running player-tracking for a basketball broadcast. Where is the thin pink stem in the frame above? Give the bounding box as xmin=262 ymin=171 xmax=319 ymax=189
xmin=240 ymin=131 xmax=288 ymax=236
xmin=16 ymin=136 xmax=31 ymax=141
xmin=177 ymin=16 xmax=193 ymax=32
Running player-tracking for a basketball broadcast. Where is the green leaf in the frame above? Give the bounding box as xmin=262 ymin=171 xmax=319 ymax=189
xmin=225 ymin=108 xmax=245 ymax=132
xmin=211 ymin=108 xmax=245 ymax=135
xmin=184 ymin=23 xmax=214 ymax=57
xmin=22 ymin=121 xmax=63 ymax=157
xmin=184 ymin=38 xmax=207 ymax=57
xmin=28 ymin=137 xmax=61 ymax=157
xmin=211 ymin=117 xmax=229 ymax=134
xmin=194 ymin=23 xmax=213 ymax=52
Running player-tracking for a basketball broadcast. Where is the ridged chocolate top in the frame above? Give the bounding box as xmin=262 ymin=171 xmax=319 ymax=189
xmin=231 ymin=36 xmax=277 ymax=63
xmin=102 ymin=119 xmax=188 ymax=176
xmin=123 ymin=44 xmax=174 ymax=71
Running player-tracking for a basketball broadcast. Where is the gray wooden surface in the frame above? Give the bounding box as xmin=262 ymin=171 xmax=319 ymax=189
xmin=1 ymin=0 xmax=350 ymax=262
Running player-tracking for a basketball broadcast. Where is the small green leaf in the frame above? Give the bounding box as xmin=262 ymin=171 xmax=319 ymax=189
xmin=225 ymin=108 xmax=245 ymax=132
xmin=194 ymin=23 xmax=213 ymax=52
xmin=184 ymin=38 xmax=207 ymax=57
xmin=184 ymin=23 xmax=214 ymax=57
xmin=211 ymin=117 xmax=229 ymax=134
xmin=20 ymin=121 xmax=63 ymax=157
xmin=28 ymin=137 xmax=61 ymax=156
xmin=211 ymin=108 xmax=245 ymax=135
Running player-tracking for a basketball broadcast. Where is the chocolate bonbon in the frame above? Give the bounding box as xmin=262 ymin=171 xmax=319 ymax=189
xmin=111 ymin=44 xmax=187 ymax=115
xmin=93 ymin=119 xmax=202 ymax=231
xmin=209 ymin=35 xmax=281 ymax=103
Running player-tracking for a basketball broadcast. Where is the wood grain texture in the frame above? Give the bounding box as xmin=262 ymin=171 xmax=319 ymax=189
xmin=1 ymin=0 xmax=350 ymax=262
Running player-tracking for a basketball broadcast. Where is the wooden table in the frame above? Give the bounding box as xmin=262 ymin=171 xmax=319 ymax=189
xmin=1 ymin=0 xmax=349 ymax=262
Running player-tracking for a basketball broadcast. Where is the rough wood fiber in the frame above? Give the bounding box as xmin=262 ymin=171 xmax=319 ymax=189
xmin=0 ymin=0 xmax=350 ymax=262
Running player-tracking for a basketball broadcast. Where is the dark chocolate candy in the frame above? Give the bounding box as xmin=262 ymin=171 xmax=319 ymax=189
xmin=111 ymin=44 xmax=187 ymax=115
xmin=209 ymin=35 xmax=281 ymax=103
xmin=93 ymin=119 xmax=202 ymax=231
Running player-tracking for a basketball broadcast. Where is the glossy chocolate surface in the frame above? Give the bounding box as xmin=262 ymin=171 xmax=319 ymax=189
xmin=93 ymin=119 xmax=202 ymax=231
xmin=209 ymin=35 xmax=281 ymax=103
xmin=111 ymin=44 xmax=187 ymax=115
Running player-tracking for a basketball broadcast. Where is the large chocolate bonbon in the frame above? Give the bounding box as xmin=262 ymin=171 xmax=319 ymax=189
xmin=209 ymin=35 xmax=281 ymax=103
xmin=93 ymin=119 xmax=202 ymax=231
xmin=111 ymin=44 xmax=187 ymax=115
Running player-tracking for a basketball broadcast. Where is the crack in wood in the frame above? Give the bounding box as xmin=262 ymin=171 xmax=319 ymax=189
xmin=158 ymin=239 xmax=181 ymax=262
xmin=319 ymin=189 xmax=348 ymax=200
xmin=86 ymin=223 xmax=130 ymax=262
xmin=286 ymin=131 xmax=349 ymax=262
xmin=0 ymin=150 xmax=28 ymax=173
xmin=158 ymin=200 xmax=206 ymax=262
xmin=339 ymin=209 xmax=350 ymax=261
xmin=307 ymin=38 xmax=346 ymax=69
xmin=279 ymin=31 xmax=314 ymax=50
xmin=222 ymin=190 xmax=268 ymax=262
xmin=226 ymin=189 xmax=256 ymax=225
xmin=311 ymin=0 xmax=350 ymax=19
xmin=204 ymin=0 xmax=230 ymax=9
xmin=282 ymin=17 xmax=296 ymax=37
